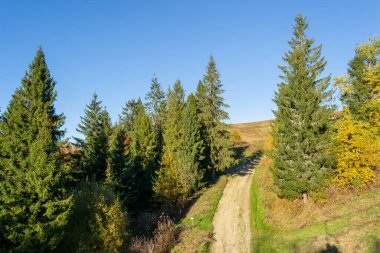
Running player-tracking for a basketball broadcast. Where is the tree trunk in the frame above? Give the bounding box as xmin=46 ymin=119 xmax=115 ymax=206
xmin=211 ymin=168 xmax=216 ymax=181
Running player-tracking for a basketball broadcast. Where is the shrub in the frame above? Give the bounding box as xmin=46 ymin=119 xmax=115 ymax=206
xmin=129 ymin=215 xmax=176 ymax=253
xmin=230 ymin=129 xmax=242 ymax=145
xmin=58 ymin=181 xmax=129 ymax=252
xmin=333 ymin=109 xmax=380 ymax=188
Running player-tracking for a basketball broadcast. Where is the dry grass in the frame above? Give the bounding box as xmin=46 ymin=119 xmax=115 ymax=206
xmin=130 ymin=215 xmax=177 ymax=253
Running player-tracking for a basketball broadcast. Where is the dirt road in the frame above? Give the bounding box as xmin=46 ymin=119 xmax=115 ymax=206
xmin=212 ymin=157 xmax=258 ymax=253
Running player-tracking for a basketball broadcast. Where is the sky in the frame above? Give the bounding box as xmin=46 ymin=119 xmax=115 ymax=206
xmin=0 ymin=1 xmax=379 ymax=139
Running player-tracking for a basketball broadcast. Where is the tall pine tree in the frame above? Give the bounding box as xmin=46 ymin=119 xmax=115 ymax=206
xmin=145 ymin=76 xmax=167 ymax=168
xmin=178 ymin=94 xmax=205 ymax=192
xmin=105 ymin=123 xmax=127 ymax=192
xmin=198 ymin=56 xmax=234 ymax=180
xmin=0 ymin=48 xmax=72 ymax=251
xmin=126 ymin=99 xmax=157 ymax=207
xmin=75 ymin=93 xmax=109 ymax=181
xmin=271 ymin=14 xmax=335 ymax=200
xmin=161 ymin=80 xmax=185 ymax=167
xmin=154 ymin=80 xmax=187 ymax=202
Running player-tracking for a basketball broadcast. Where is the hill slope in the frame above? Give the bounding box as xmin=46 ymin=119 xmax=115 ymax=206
xmin=230 ymin=120 xmax=272 ymax=151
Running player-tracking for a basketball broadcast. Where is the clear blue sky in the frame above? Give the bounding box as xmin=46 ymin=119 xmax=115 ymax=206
xmin=0 ymin=1 xmax=379 ymax=138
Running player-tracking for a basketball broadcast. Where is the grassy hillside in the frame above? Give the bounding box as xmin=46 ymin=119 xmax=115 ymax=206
xmin=232 ymin=120 xmax=380 ymax=252
xmin=230 ymin=120 xmax=272 ymax=151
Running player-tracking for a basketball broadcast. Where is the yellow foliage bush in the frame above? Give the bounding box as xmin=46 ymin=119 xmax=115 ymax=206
xmin=333 ymin=109 xmax=380 ymax=188
xmin=230 ymin=129 xmax=242 ymax=145
xmin=90 ymin=195 xmax=128 ymax=253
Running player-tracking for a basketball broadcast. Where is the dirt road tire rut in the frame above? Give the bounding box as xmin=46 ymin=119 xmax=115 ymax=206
xmin=212 ymin=159 xmax=257 ymax=253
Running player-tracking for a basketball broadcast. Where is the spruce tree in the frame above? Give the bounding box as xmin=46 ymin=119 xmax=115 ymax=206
xmin=0 ymin=48 xmax=72 ymax=251
xmin=101 ymin=108 xmax=113 ymax=139
xmin=179 ymin=94 xmax=205 ymax=191
xmin=105 ymin=123 xmax=128 ymax=197
xmin=121 ymin=99 xmax=138 ymax=134
xmin=199 ymin=56 xmax=234 ymax=180
xmin=145 ymin=76 xmax=167 ymax=168
xmin=127 ymin=99 xmax=157 ymax=207
xmin=271 ymin=14 xmax=335 ymax=200
xmin=75 ymin=93 xmax=109 ymax=181
xmin=195 ymin=81 xmax=210 ymax=173
xmin=154 ymin=80 xmax=186 ymax=202
xmin=161 ymin=80 xmax=185 ymax=167
xmin=339 ymin=37 xmax=380 ymax=120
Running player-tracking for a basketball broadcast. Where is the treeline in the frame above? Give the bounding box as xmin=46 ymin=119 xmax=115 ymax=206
xmin=0 ymin=49 xmax=234 ymax=252
xmin=270 ymin=14 xmax=380 ymax=201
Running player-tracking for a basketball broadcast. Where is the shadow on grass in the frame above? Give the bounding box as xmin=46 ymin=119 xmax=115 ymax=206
xmin=375 ymin=239 xmax=380 ymax=252
xmin=320 ymin=243 xmax=341 ymax=253
xmin=368 ymin=236 xmax=380 ymax=253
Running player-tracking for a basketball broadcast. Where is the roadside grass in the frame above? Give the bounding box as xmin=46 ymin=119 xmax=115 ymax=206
xmin=171 ymin=175 xmax=228 ymax=253
xmin=251 ymin=156 xmax=380 ymax=252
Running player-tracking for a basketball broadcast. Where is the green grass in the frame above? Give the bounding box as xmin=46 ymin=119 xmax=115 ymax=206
xmin=171 ymin=176 xmax=228 ymax=253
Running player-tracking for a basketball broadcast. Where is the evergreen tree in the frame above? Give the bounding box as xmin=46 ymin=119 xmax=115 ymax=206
xmin=105 ymin=123 xmax=128 ymax=197
xmin=340 ymin=37 xmax=380 ymax=119
xmin=154 ymin=80 xmax=186 ymax=202
xmin=0 ymin=48 xmax=72 ymax=251
xmin=161 ymin=80 xmax=185 ymax=167
xmin=127 ymin=99 xmax=157 ymax=207
xmin=101 ymin=108 xmax=113 ymax=139
xmin=75 ymin=93 xmax=109 ymax=181
xmin=179 ymin=94 xmax=205 ymax=192
xmin=120 ymin=99 xmax=138 ymax=135
xmin=199 ymin=56 xmax=234 ymax=180
xmin=271 ymin=14 xmax=335 ymax=200
xmin=195 ymin=80 xmax=211 ymax=173
xmin=145 ymin=76 xmax=167 ymax=167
